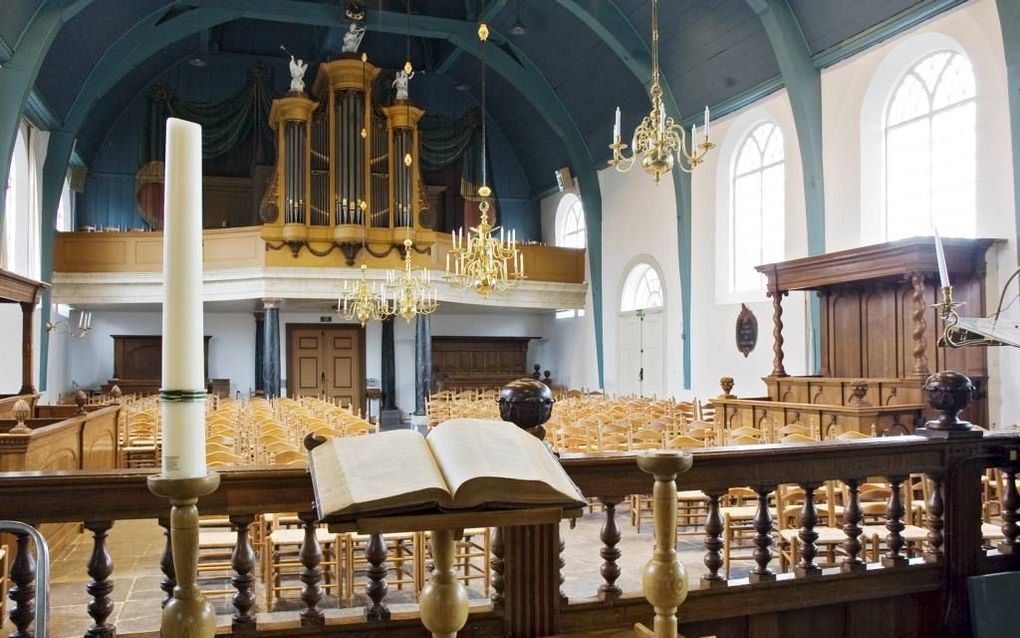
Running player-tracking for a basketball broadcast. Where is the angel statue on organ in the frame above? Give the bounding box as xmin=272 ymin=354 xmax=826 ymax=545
xmin=342 ymin=22 xmax=367 ymax=53
xmin=286 ymin=53 xmax=308 ymax=93
xmin=393 ymin=68 xmax=414 ymax=100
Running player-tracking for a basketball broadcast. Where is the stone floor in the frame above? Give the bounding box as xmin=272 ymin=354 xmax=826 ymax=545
xmin=1 ymin=502 xmax=732 ymax=637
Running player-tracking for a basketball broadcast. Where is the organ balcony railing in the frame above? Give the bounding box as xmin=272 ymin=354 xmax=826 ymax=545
xmin=260 ymin=57 xmax=436 ymax=262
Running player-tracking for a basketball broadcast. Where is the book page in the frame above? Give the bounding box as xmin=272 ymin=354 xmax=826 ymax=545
xmin=311 ymin=429 xmax=452 ymax=518
xmin=426 ymin=419 xmax=585 ymax=509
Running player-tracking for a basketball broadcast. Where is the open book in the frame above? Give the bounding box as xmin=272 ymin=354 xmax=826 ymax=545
xmin=309 ymin=418 xmax=586 ymax=519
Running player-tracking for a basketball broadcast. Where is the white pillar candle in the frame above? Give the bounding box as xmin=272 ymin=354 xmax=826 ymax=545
xmin=933 ymin=227 xmax=950 ymax=289
xmin=704 ymin=105 xmax=710 ymax=140
xmin=613 ymin=107 xmax=621 ymax=142
xmin=161 ymin=118 xmax=207 ymax=480
xmin=691 ymin=124 xmax=698 ymax=154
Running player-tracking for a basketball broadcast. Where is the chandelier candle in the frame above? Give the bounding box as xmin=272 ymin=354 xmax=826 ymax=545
xmin=160 ymin=118 xmax=207 ymax=480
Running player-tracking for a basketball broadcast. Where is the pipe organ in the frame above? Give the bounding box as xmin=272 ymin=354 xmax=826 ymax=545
xmin=261 ymin=57 xmax=435 ymax=260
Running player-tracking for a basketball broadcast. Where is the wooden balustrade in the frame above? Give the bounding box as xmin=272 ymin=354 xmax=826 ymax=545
xmin=1 ymin=433 xmax=1019 ymax=636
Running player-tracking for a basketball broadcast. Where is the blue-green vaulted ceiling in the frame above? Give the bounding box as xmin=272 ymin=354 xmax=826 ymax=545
xmin=1 ymin=0 xmax=956 ymax=197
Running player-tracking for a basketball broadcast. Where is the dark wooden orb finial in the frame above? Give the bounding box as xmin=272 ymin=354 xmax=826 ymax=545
xmin=498 ymin=378 xmax=555 ymax=441
xmin=922 ymin=370 xmax=980 ymax=437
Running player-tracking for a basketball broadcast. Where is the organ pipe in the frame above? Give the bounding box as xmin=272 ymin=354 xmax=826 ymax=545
xmin=261 ymin=58 xmax=434 ymax=253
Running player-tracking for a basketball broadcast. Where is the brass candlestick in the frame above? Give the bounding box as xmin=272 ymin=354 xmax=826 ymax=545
xmin=148 ymin=473 xmax=221 ymax=638
xmin=636 ymin=450 xmax=693 ymax=638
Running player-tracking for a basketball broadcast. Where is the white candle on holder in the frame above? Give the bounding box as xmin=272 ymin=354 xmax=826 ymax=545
xmin=160 ymin=118 xmax=207 ymax=480
xmin=691 ymin=124 xmax=698 ymax=154
xmin=704 ymin=105 xmax=710 ymax=140
xmin=933 ymin=227 xmax=951 ymax=289
xmin=613 ymin=107 xmax=621 ymax=142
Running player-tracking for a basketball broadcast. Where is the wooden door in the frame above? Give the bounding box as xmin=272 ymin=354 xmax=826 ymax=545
xmin=287 ymin=325 xmax=364 ymax=407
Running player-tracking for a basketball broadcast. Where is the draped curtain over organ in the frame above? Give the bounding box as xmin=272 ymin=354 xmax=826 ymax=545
xmin=138 ymin=63 xmax=275 ymax=229
xmin=417 ymin=107 xmax=496 ymax=228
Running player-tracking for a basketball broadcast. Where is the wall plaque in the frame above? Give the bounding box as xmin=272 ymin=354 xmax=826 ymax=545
xmin=736 ymin=303 xmax=758 ymax=357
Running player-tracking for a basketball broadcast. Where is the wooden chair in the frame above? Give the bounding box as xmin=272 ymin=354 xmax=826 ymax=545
xmin=721 ymin=487 xmax=769 ymax=578
xmin=419 ymin=528 xmax=492 ymax=595
xmin=207 ymin=450 xmax=245 ymax=468
xmin=779 ymin=433 xmax=817 ymax=444
xmin=835 ymin=430 xmax=871 ymax=441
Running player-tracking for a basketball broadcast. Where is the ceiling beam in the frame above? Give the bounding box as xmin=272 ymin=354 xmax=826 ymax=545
xmin=747 ymin=0 xmax=823 ymax=372
xmin=38 ymin=0 xmax=607 ymax=387
xmin=556 ymin=0 xmax=693 ymax=389
xmin=436 ymin=0 xmax=508 ymax=73
xmin=0 ymin=0 xmax=93 ymax=225
xmin=997 ymin=0 xmax=1020 ymax=262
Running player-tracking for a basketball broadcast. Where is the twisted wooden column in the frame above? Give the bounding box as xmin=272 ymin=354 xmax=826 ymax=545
xmin=229 ymin=514 xmax=257 ymax=630
xmin=84 ymin=520 xmax=115 ymax=638
xmin=910 ymin=273 xmax=929 ymax=377
xmin=767 ymin=290 xmax=788 ymax=377
xmin=365 ymin=533 xmax=391 ymax=621
xmin=298 ymin=511 xmax=325 ymax=626
xmin=598 ymin=497 xmax=623 ymax=601
xmin=8 ymin=530 xmax=36 ymax=638
xmin=841 ymin=479 xmax=866 ymax=573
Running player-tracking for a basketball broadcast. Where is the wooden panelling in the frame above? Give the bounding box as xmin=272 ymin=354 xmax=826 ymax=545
xmin=53 ymin=227 xmax=585 ymax=284
xmin=0 ymin=394 xmax=37 ymax=419
xmin=0 ymin=404 xmax=120 ymax=473
xmin=53 ymin=227 xmax=267 ymax=273
xmin=112 ymin=335 xmax=211 ymax=380
xmin=432 ymin=336 xmax=533 ymax=388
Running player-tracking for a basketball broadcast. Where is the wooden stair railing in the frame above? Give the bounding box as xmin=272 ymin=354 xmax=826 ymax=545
xmin=0 ymin=433 xmax=1019 ymax=636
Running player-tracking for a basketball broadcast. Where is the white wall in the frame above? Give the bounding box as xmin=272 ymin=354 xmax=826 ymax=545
xmin=65 ymin=311 xmax=256 ymax=397
xmin=0 ymin=304 xmax=23 ymax=393
xmin=820 ymin=0 xmax=1018 ymax=427
xmin=690 ymin=89 xmax=810 ymax=399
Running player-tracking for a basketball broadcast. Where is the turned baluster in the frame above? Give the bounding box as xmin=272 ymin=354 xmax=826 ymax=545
xmin=490 ymin=527 xmax=505 ymax=606
xmin=297 ymin=511 xmax=325 ymax=626
xmin=84 ymin=521 xmax=115 ymax=638
xmin=8 ymin=530 xmax=36 ymax=638
xmin=910 ymin=273 xmax=929 ymax=376
xmin=365 ymin=533 xmax=391 ymax=621
xmin=598 ymin=497 xmax=623 ymax=601
xmin=158 ymin=516 xmax=176 ymax=609
xmin=998 ymin=469 xmax=1020 ymax=554
xmin=925 ymin=475 xmax=945 ymax=562
xmin=559 ymin=529 xmax=568 ymax=605
xmin=883 ymin=475 xmax=908 ymax=568
xmin=748 ymin=486 xmax=775 ymax=583
xmin=229 ymin=514 xmax=257 ymax=630
xmin=841 ymin=479 xmax=866 ymax=573
xmin=794 ymin=483 xmax=821 ymax=578
xmin=700 ymin=490 xmax=726 ymax=589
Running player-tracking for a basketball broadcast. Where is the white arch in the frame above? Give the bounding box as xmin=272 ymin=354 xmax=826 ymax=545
xmin=619 ymin=257 xmax=666 ymax=314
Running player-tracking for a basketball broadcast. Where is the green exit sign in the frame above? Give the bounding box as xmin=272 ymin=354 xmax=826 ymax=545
xmin=320 ymin=315 xmax=333 ymax=323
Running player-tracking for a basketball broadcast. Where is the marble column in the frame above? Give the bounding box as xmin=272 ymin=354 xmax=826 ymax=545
xmin=380 ymin=316 xmax=400 ymax=427
xmin=19 ymin=300 xmax=36 ymax=395
xmin=254 ymin=310 xmax=265 ymax=395
xmin=414 ymin=313 xmax=431 ymax=417
xmin=262 ymin=299 xmax=281 ymax=398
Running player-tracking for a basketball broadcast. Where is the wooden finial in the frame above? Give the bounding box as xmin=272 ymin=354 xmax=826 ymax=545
xmin=10 ymin=398 xmax=31 ymax=434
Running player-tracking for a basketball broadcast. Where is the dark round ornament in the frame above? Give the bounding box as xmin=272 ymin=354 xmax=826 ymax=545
xmin=922 ymin=370 xmax=974 ymax=431
xmin=498 ymin=378 xmax=555 ymax=441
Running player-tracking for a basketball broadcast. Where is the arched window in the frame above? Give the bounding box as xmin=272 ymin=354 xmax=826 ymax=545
xmin=731 ymin=122 xmax=784 ymax=292
xmin=620 ymin=262 xmax=664 ymax=313
xmin=2 ymin=128 xmax=28 ymax=273
xmin=885 ymin=50 xmax=976 ymax=239
xmin=555 ymin=193 xmax=585 ymax=249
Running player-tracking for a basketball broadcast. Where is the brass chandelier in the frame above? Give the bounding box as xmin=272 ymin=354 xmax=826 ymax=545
xmin=444 ymin=22 xmax=526 ymax=298
xmin=609 ymin=0 xmax=714 ymax=183
xmin=340 ymin=264 xmax=392 ymax=326
xmin=386 ymin=239 xmax=439 ymax=322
